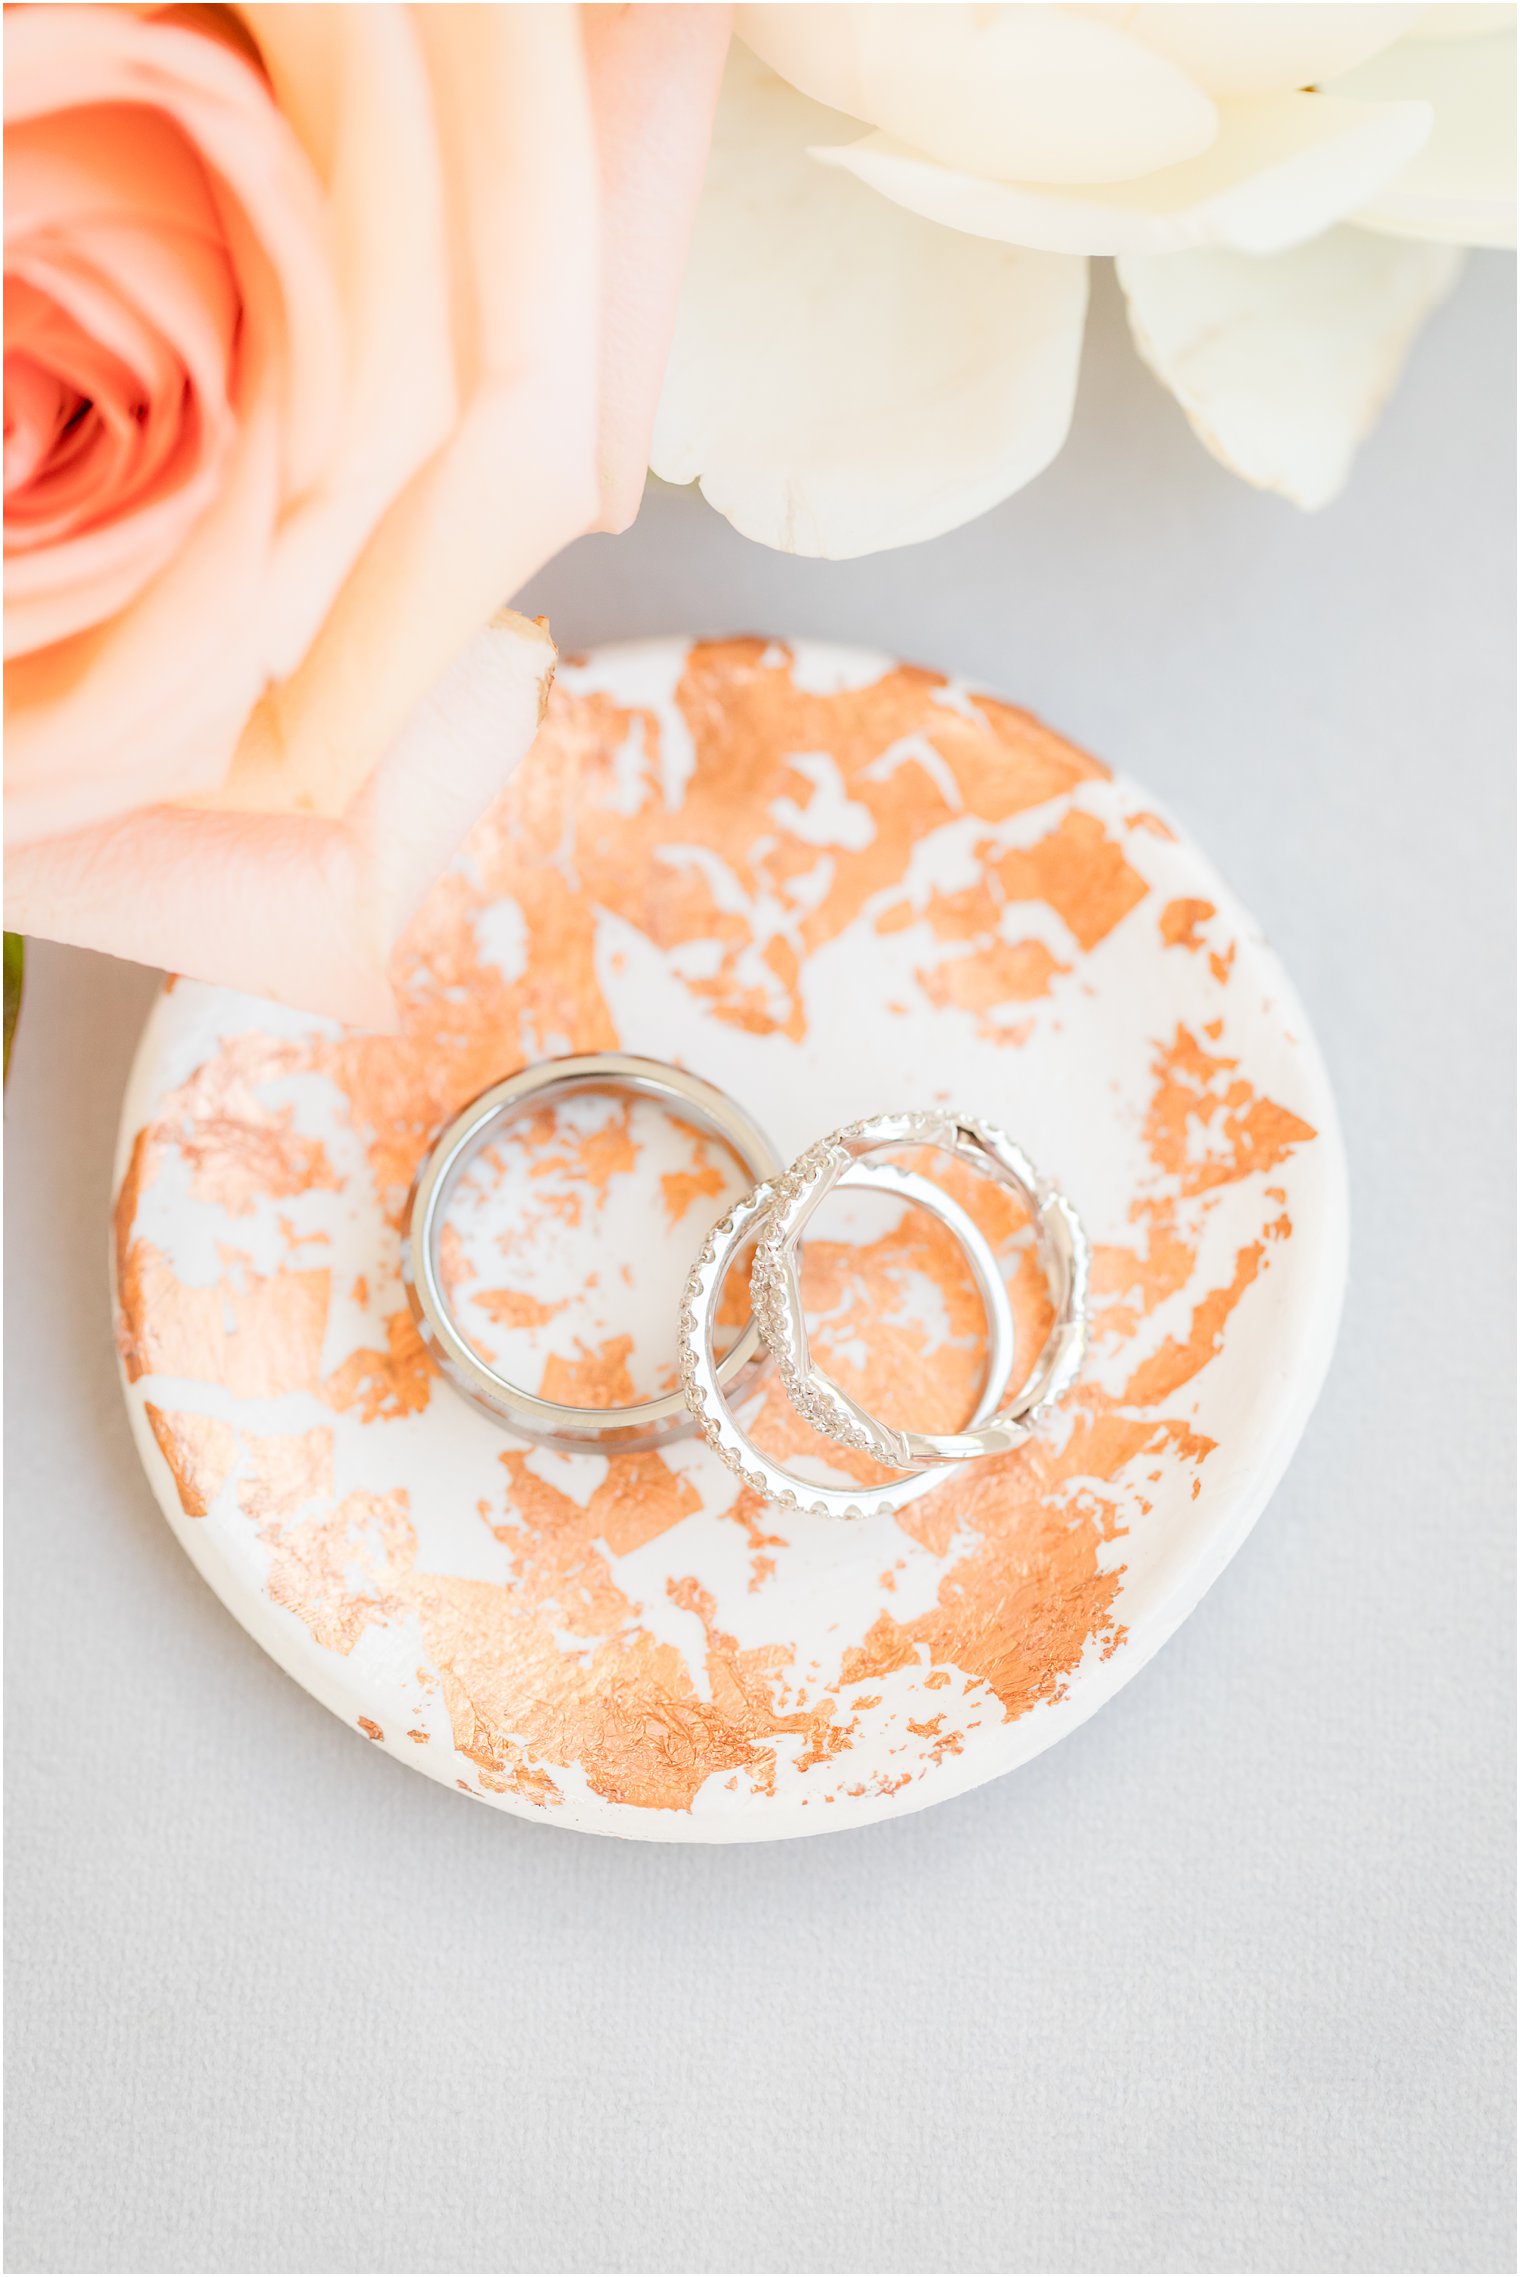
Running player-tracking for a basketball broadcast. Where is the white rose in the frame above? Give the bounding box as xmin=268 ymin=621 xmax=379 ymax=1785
xmin=654 ymin=3 xmax=1515 ymax=548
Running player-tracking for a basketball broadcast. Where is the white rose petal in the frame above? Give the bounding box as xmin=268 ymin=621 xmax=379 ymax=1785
xmin=814 ymin=91 xmax=1431 ymax=257
xmin=736 ymin=2 xmax=1217 ymax=185
xmin=1118 ymin=229 xmax=1465 ymax=508
xmin=651 ymin=50 xmax=1088 ymax=557
xmin=1334 ymin=28 xmax=1517 ymax=247
xmin=1401 ymin=5 xmax=1515 ymax=40
xmin=1076 ymin=4 xmax=1422 ymax=97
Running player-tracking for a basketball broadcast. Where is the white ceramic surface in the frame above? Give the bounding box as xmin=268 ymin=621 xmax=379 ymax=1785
xmin=113 ymin=635 xmax=1347 ymax=1840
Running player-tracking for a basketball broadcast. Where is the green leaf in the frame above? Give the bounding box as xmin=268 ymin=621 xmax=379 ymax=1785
xmin=4 ymin=934 xmax=23 ymax=1085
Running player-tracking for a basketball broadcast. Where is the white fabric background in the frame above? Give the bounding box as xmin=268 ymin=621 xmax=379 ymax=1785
xmin=5 ymin=263 xmax=1514 ymax=2277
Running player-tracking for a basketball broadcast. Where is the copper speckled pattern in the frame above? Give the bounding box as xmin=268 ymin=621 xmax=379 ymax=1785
xmin=112 ymin=637 xmax=1347 ymax=1840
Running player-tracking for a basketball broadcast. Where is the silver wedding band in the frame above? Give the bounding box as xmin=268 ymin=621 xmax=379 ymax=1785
xmin=402 ymin=1053 xmax=784 ymax=1453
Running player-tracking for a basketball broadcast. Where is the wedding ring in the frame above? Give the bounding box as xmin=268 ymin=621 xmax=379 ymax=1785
xmin=678 ymin=1161 xmax=1021 ymax=1520
xmin=402 ymin=1053 xmax=785 ymax=1453
xmin=751 ymin=1113 xmax=1089 ymax=1470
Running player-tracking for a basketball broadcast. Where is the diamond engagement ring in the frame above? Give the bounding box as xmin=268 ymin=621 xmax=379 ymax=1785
xmin=678 ymin=1158 xmax=1022 ymax=1520
xmin=750 ymin=1113 xmax=1089 ymax=1472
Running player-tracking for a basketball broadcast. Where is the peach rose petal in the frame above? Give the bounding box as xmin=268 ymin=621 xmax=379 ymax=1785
xmin=3 ymin=349 xmax=67 ymax=495
xmin=5 ymin=371 xmax=286 ymax=841
xmin=1335 ymin=26 xmax=1518 ymax=248
xmin=349 ymin=612 xmax=558 ymax=960
xmin=4 ymin=105 xmax=241 ymax=648
xmin=3 ymin=5 xmax=341 ymax=837
xmin=4 ymin=280 xmax=172 ymax=552
xmin=5 ymin=5 xmax=341 ymax=484
xmin=4 ymin=243 xmax=238 ymax=625
xmin=206 ymin=3 xmax=604 ymax=825
xmin=651 ymin=48 xmax=1088 ymax=558
xmin=1118 ymin=227 xmax=1465 ymax=509
xmin=234 ymin=3 xmax=458 ymax=679
xmin=737 ymin=1 xmax=1218 ymax=186
xmin=815 ymin=91 xmax=1432 ymax=257
xmin=6 ymin=802 xmax=401 ymax=1032
xmin=8 ymin=235 xmax=231 ymax=519
xmin=4 ymin=613 xmax=558 ymax=1031
xmin=3 ymin=264 xmax=231 ymax=651
xmin=580 ymin=1 xmax=734 ymax=532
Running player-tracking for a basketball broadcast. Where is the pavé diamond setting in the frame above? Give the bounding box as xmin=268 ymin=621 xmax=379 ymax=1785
xmin=749 ymin=1112 xmax=1090 ymax=1477
xmin=677 ymin=1156 xmax=1022 ymax=1520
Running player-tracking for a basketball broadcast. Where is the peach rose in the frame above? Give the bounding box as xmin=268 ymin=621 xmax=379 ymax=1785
xmin=4 ymin=2 xmax=729 ymax=1023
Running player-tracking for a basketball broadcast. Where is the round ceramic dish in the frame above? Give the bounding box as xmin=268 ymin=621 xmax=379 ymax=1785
xmin=113 ymin=635 xmax=1347 ymax=1842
